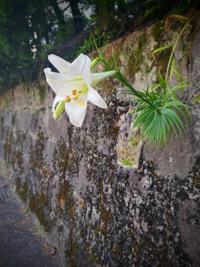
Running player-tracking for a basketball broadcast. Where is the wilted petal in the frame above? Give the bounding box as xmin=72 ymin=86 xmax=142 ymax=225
xmin=52 ymin=95 xmax=64 ymax=112
xmin=44 ymin=68 xmax=85 ymax=97
xmin=65 ymin=100 xmax=87 ymax=127
xmin=92 ymin=70 xmax=116 ymax=86
xmin=48 ymin=54 xmax=70 ymax=73
xmin=88 ymin=87 xmax=107 ymax=109
xmin=70 ymin=53 xmax=91 ymax=86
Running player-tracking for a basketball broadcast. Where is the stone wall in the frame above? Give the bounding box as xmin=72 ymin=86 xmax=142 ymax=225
xmin=0 ymin=17 xmax=200 ymax=267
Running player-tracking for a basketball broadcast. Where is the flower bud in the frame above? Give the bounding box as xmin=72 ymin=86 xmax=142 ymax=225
xmin=53 ymin=100 xmax=65 ymax=120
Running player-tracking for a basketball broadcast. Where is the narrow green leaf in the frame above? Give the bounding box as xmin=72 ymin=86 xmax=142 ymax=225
xmin=153 ymin=44 xmax=172 ymax=54
xmin=169 ymin=57 xmax=176 ymax=80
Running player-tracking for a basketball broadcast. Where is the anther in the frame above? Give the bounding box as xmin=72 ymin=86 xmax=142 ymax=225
xmin=64 ymin=96 xmax=71 ymax=103
xmin=74 ymin=95 xmax=79 ymax=100
xmin=72 ymin=89 xmax=77 ymax=96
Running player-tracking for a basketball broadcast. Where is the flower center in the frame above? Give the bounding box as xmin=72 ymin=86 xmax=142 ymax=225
xmin=64 ymin=86 xmax=88 ymax=103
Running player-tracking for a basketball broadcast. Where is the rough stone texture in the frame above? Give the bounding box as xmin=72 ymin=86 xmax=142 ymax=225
xmin=116 ymin=110 xmax=142 ymax=168
xmin=0 ymin=17 xmax=200 ymax=267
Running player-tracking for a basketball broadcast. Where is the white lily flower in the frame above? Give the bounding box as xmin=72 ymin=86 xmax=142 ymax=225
xmin=44 ymin=53 xmax=116 ymax=127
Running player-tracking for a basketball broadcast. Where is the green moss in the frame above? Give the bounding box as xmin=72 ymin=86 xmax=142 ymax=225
xmin=12 ymin=150 xmax=24 ymax=171
xmin=37 ymin=83 xmax=47 ymax=103
xmin=30 ymin=130 xmax=45 ymax=170
xmin=117 ymin=129 xmax=141 ymax=169
xmin=127 ymin=33 xmax=147 ymax=76
xmin=29 ymin=191 xmax=52 ymax=232
xmin=121 ymin=159 xmax=134 ymax=167
xmin=59 ymin=181 xmax=78 ymax=266
xmin=156 ymin=49 xmax=171 ymax=77
xmin=105 ymin=123 xmax=119 ymax=139
xmin=0 ymin=116 xmax=4 ymax=129
xmin=96 ymin=179 xmax=112 ymax=226
xmin=29 ymin=129 xmax=52 ymax=178
xmin=3 ymin=130 xmax=12 ymax=163
xmin=65 ymin=231 xmax=79 ymax=267
xmin=192 ymin=176 xmax=200 ymax=188
xmin=53 ymin=139 xmax=73 ymax=179
xmin=15 ymin=177 xmax=29 ymax=202
xmin=191 ymin=158 xmax=200 ymax=188
xmin=152 ymin=21 xmax=164 ymax=41
xmin=129 ymin=131 xmax=141 ymax=146
xmin=57 ymin=180 xmax=75 ymax=218
xmin=3 ymin=129 xmax=26 ymax=172
xmin=97 ymin=79 xmax=115 ymax=96
xmin=192 ymin=93 xmax=200 ymax=104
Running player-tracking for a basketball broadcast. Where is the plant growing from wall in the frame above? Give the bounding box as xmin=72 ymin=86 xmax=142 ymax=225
xmin=88 ymin=16 xmax=190 ymax=146
xmin=44 ymin=15 xmax=191 ymax=146
xmin=109 ymin=15 xmax=190 ymax=146
xmin=123 ymin=16 xmax=191 ymax=146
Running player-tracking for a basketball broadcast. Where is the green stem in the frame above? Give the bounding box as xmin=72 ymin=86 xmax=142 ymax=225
xmin=53 ymin=100 xmax=65 ymax=120
xmin=115 ymin=71 xmax=160 ymax=112
xmin=91 ymin=57 xmax=108 ymax=70
xmin=165 ymin=21 xmax=189 ymax=81
xmin=90 ymin=58 xmax=100 ymax=70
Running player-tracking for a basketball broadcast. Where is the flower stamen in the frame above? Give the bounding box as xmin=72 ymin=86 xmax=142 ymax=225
xmin=72 ymin=89 xmax=78 ymax=96
xmin=73 ymin=95 xmax=79 ymax=100
xmin=64 ymin=96 xmax=71 ymax=103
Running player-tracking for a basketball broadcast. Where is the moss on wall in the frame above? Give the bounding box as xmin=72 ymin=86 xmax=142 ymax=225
xmin=57 ymin=180 xmax=75 ymax=218
xmin=15 ymin=177 xmax=29 ymax=202
xmin=53 ymin=139 xmax=73 ymax=179
xmin=30 ymin=128 xmax=45 ymax=171
xmin=29 ymin=191 xmax=52 ymax=232
xmin=128 ymin=33 xmax=147 ymax=76
xmin=38 ymin=83 xmax=47 ymax=103
xmin=3 ymin=129 xmax=13 ymax=163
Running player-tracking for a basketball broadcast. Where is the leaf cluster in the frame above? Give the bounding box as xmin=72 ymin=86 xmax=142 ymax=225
xmin=131 ymin=78 xmax=190 ymax=146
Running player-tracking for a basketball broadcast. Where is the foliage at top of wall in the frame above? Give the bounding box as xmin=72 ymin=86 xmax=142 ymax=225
xmin=0 ymin=0 xmax=199 ymax=93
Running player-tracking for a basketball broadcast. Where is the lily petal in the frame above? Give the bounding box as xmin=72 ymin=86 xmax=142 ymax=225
xmin=92 ymin=70 xmax=116 ymax=86
xmin=70 ymin=53 xmax=91 ymax=86
xmin=44 ymin=68 xmax=85 ymax=97
xmin=88 ymin=87 xmax=107 ymax=109
xmin=65 ymin=100 xmax=87 ymax=127
xmin=48 ymin=54 xmax=70 ymax=73
xmin=52 ymin=95 xmax=64 ymax=112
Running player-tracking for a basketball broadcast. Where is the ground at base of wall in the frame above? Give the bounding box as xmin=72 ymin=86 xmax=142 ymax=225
xmin=0 ymin=176 xmax=61 ymax=267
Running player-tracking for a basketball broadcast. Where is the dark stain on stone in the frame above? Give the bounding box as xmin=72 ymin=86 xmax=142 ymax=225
xmin=53 ymin=138 xmax=73 ymax=180
xmin=15 ymin=177 xmax=29 ymax=202
xmin=57 ymin=180 xmax=75 ymax=218
xmin=29 ymin=191 xmax=52 ymax=232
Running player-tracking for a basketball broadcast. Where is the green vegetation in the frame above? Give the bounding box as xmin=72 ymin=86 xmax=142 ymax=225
xmin=0 ymin=0 xmax=198 ymax=92
xmin=115 ymin=70 xmax=189 ymax=146
xmin=128 ymin=18 xmax=191 ymax=146
xmin=132 ymin=79 xmax=189 ymax=146
xmin=93 ymin=15 xmax=191 ymax=146
xmin=121 ymin=159 xmax=134 ymax=167
xmin=122 ymin=18 xmax=190 ymax=146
